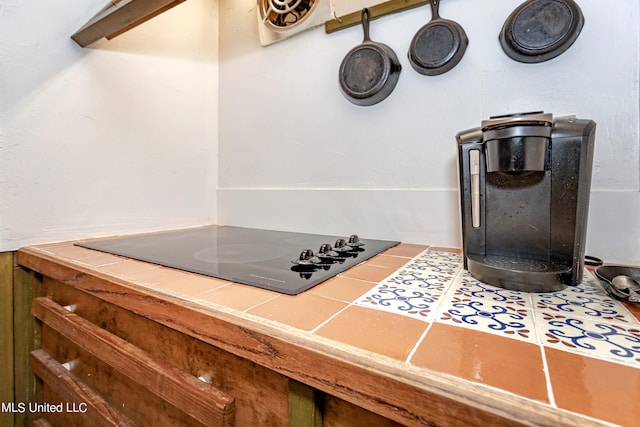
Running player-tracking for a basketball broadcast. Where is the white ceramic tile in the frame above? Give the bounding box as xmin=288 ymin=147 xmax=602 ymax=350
xmin=450 ymin=275 xmax=533 ymax=309
xmin=352 ymin=250 xmax=462 ymax=321
xmin=532 ymin=276 xmax=640 ymax=326
xmin=435 ymin=291 xmax=538 ymax=343
xmin=403 ymin=250 xmax=462 ymax=277
xmin=432 ymin=270 xmax=539 ymax=343
xmin=382 ymin=268 xmax=455 ymax=293
xmin=416 ymin=250 xmax=463 ymax=263
xmin=355 ymin=283 xmax=445 ymax=322
xmin=536 ymin=310 xmax=640 ymax=367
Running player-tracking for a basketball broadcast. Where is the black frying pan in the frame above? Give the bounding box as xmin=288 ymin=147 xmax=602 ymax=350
xmin=408 ymin=0 xmax=468 ymax=76
xmin=500 ymin=0 xmax=584 ymax=63
xmin=339 ymin=8 xmax=401 ymax=106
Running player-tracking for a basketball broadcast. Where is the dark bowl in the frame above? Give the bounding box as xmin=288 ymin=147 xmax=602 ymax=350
xmin=594 ymin=265 xmax=640 ymax=302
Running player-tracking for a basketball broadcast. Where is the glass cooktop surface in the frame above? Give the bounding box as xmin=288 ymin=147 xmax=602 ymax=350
xmin=76 ymin=226 xmax=399 ymax=295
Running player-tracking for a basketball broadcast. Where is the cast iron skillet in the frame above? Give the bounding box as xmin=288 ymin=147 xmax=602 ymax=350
xmin=500 ymin=0 xmax=584 ymax=63
xmin=408 ymin=0 xmax=468 ymax=76
xmin=339 ymin=8 xmax=401 ymax=106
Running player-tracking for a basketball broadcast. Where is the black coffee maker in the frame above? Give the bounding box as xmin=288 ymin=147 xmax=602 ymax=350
xmin=457 ymin=112 xmax=596 ymax=292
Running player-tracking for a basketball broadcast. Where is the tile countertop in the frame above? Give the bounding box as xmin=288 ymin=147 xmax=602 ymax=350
xmin=17 ymin=241 xmax=640 ymax=427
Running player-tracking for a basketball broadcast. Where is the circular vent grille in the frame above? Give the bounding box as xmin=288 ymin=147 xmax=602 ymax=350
xmin=260 ymin=0 xmax=318 ymax=32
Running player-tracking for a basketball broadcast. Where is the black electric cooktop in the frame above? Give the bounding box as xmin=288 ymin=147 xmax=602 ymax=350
xmin=76 ymin=226 xmax=399 ymax=295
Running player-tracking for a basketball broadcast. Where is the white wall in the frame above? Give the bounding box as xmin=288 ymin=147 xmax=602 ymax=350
xmin=1 ymin=0 xmax=638 ymax=265
xmin=218 ymin=0 xmax=640 ymax=263
xmin=0 ymin=0 xmax=219 ymax=250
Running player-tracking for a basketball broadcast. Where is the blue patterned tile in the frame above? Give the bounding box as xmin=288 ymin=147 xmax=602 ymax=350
xmin=353 ymin=249 xmax=640 ymax=364
xmin=419 ymin=250 xmax=462 ymax=263
xmin=538 ymin=312 xmax=640 ymax=366
xmin=355 ymin=283 xmax=443 ymax=321
xmin=457 ymin=269 xmax=475 ymax=279
xmin=452 ymin=277 xmax=531 ymax=308
xmin=534 ymin=290 xmax=636 ymax=325
xmin=436 ymin=294 xmax=536 ymax=342
xmin=383 ymin=268 xmax=454 ymax=293
xmin=404 ymin=252 xmax=461 ymax=276
xmin=533 ymin=275 xmax=639 ymax=326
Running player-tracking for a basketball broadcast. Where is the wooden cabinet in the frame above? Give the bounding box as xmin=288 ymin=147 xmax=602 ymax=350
xmin=26 ymin=276 xmax=399 ymax=426
xmin=19 ymin=245 xmax=557 ymax=427
xmin=32 ymin=277 xmax=271 ymax=426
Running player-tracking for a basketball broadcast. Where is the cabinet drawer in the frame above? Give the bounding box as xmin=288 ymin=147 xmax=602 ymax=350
xmin=39 ymin=277 xmax=289 ymax=426
xmin=32 ymin=297 xmax=235 ymax=427
xmin=30 ymin=348 xmax=135 ymax=427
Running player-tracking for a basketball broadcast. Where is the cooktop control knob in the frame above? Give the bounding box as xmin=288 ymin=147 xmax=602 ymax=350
xmin=333 ymin=239 xmax=354 ymax=253
xmin=291 ymin=249 xmax=322 ymax=266
xmin=348 ymin=235 xmax=365 ymax=247
xmin=317 ymin=243 xmax=341 ymax=260
xmin=318 ymin=243 xmax=332 ymax=254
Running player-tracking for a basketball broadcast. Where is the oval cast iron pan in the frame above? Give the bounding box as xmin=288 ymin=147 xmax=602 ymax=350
xmin=408 ymin=0 xmax=468 ymax=76
xmin=500 ymin=0 xmax=584 ymax=63
xmin=339 ymin=8 xmax=401 ymax=106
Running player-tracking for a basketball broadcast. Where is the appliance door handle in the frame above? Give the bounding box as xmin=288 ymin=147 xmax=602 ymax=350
xmin=470 ymin=150 xmax=480 ymax=228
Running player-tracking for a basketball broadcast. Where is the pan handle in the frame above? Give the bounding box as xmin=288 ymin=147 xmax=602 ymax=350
xmin=361 ymin=8 xmax=371 ymax=42
xmin=584 ymin=255 xmax=603 ymax=267
xmin=429 ymin=0 xmax=441 ymax=20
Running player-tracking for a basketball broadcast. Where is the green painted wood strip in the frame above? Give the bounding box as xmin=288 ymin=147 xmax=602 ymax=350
xmin=13 ymin=265 xmax=42 ymax=427
xmin=0 ymin=252 xmax=15 ymax=427
xmin=288 ymin=378 xmax=323 ymax=427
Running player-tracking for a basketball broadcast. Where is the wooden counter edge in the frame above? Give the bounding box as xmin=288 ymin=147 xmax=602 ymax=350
xmin=17 ymin=246 xmax=608 ymax=427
